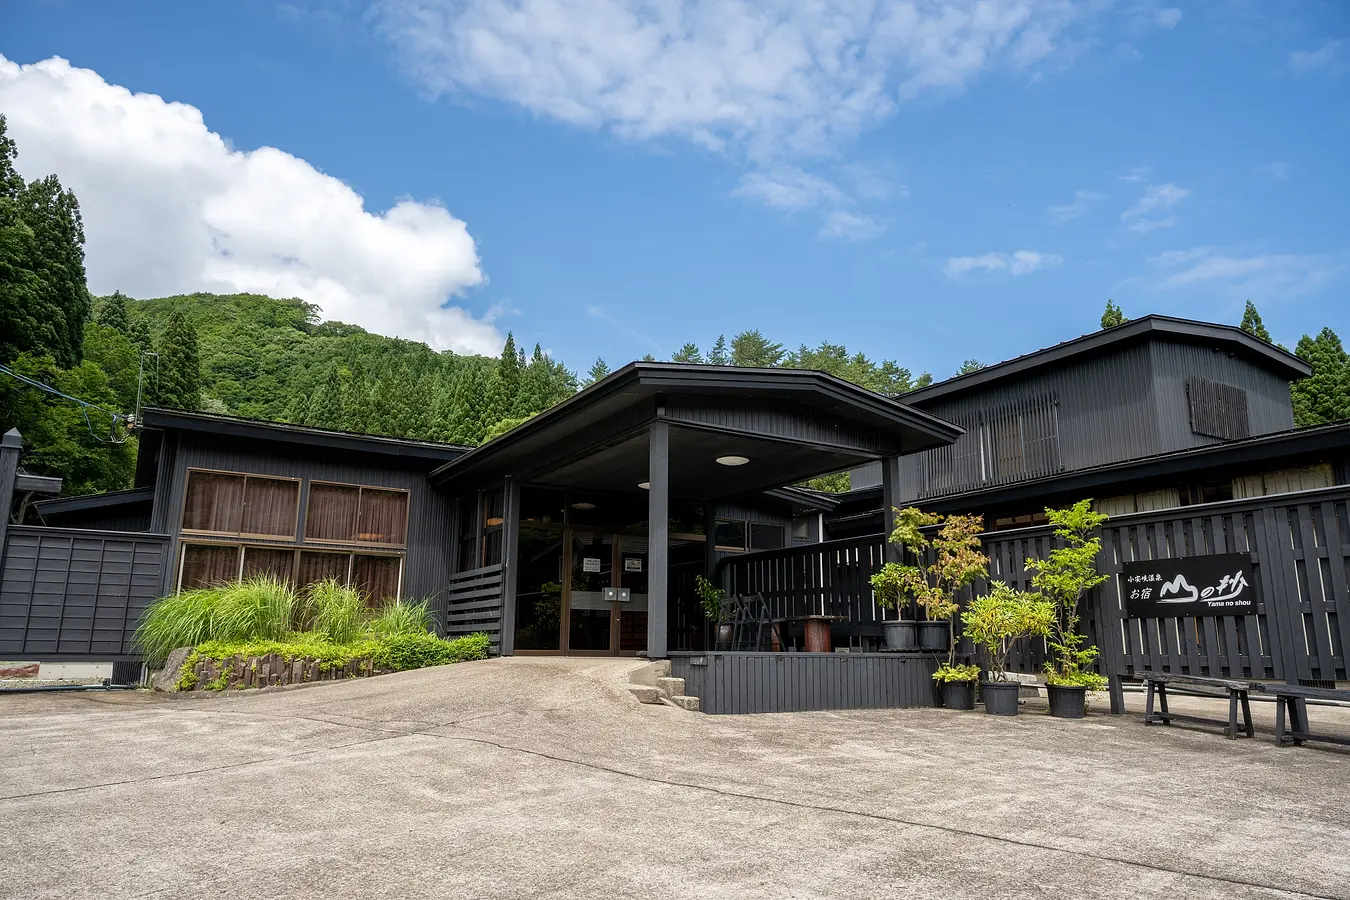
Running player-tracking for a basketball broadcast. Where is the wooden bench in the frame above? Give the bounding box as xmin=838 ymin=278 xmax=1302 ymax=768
xmin=1255 ymin=683 xmax=1350 ymax=748
xmin=1140 ymin=672 xmax=1257 ymax=740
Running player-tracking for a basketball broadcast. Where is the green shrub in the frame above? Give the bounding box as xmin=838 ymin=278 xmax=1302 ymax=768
xmin=931 ymin=663 xmax=981 ymax=683
xmin=135 ymin=575 xmax=295 ymax=666
xmin=368 ymin=598 xmax=433 ymax=637
xmin=371 ymin=632 xmax=490 ymax=671
xmin=307 ymin=579 xmax=365 ymax=644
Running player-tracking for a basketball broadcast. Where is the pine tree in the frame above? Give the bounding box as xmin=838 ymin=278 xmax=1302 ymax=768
xmin=447 ymin=364 xmax=491 ymax=444
xmin=1101 ymin=299 xmax=1128 ymax=329
xmin=308 ymin=366 xmax=344 ymax=429
xmin=707 ymin=335 xmax=730 ymax=366
xmin=283 ymin=391 xmax=310 ymax=426
xmin=730 ymin=330 xmax=784 ymax=367
xmin=957 ymin=359 xmax=985 ymax=375
xmin=1291 ymin=328 xmax=1350 ymax=426
xmin=1240 ymin=300 xmax=1272 ymax=343
xmin=94 ymin=291 xmax=131 ymax=334
xmin=585 ymin=358 xmax=610 ymax=386
xmin=511 ymin=345 xmax=551 ymax=418
xmin=153 ymin=308 xmax=201 ymax=410
xmin=496 ymin=332 xmax=522 ymax=411
xmin=340 ymin=359 xmax=373 ymax=433
xmin=671 ymin=342 xmax=703 ymax=364
xmin=128 ymin=316 xmax=152 ymax=356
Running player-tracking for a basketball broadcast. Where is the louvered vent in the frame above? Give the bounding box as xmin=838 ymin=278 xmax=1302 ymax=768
xmin=1187 ymin=377 xmax=1250 ymax=440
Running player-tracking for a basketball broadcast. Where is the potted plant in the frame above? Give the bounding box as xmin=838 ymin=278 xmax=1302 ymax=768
xmin=1024 ymin=500 xmax=1111 ymax=718
xmin=961 ymin=582 xmax=1054 ymax=716
xmin=695 ymin=575 xmax=732 ymax=650
xmin=873 ymin=508 xmax=989 ymax=702
xmin=869 ymin=561 xmax=919 ymax=650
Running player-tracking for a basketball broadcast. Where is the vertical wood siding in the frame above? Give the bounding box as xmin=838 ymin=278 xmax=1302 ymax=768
xmin=669 ymin=651 xmax=938 ymax=714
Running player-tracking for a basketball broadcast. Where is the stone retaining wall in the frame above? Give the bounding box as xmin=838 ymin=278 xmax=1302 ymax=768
xmin=182 ymin=654 xmax=388 ymax=691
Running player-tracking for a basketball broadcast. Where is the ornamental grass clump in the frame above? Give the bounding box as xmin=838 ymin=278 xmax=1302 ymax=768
xmin=134 ymin=575 xmax=295 ymax=665
xmin=368 ymin=598 xmax=434 ymax=638
xmin=1024 ymin=500 xmax=1111 ymax=690
xmin=306 ymin=579 xmax=366 ymax=644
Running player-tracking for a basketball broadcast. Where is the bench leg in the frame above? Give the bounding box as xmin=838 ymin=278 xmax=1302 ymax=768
xmin=1144 ymin=680 xmax=1156 ymax=724
xmin=1157 ymin=682 xmax=1169 ymax=722
xmin=1227 ymin=690 xmax=1239 ymax=740
xmin=1291 ymin=698 xmax=1309 ymax=745
xmin=1275 ymin=696 xmax=1290 ymax=746
xmin=1239 ymin=691 xmax=1253 ymax=739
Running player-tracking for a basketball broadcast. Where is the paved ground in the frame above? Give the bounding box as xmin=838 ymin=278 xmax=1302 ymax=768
xmin=2 ymin=658 xmax=1348 ymax=900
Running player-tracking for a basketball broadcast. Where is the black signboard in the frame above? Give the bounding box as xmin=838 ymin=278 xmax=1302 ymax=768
xmin=1121 ymin=553 xmax=1256 ymax=618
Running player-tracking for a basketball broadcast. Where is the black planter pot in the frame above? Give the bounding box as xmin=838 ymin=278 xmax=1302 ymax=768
xmin=882 ymin=620 xmax=918 ymax=651
xmin=917 ymin=621 xmax=949 ymax=651
xmin=1046 ymin=684 xmax=1087 ymax=719
xmin=980 ymin=681 xmax=1020 ymax=716
xmin=715 ymin=623 xmax=734 ymax=650
xmin=941 ymin=679 xmax=976 ymax=710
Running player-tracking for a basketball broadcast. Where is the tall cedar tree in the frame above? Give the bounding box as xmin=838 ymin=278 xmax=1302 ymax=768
xmin=707 ymin=335 xmax=730 ymax=365
xmin=1100 ymin=299 xmax=1127 ymax=329
xmin=1291 ymin=328 xmax=1350 ymax=426
xmin=585 ymin=357 xmax=610 ymax=385
xmin=1240 ymin=300 xmax=1272 ymax=343
xmin=153 ymin=308 xmax=201 ymax=411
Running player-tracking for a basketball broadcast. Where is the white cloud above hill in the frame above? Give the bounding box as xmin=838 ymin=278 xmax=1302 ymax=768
xmin=0 ymin=54 xmax=502 ymax=355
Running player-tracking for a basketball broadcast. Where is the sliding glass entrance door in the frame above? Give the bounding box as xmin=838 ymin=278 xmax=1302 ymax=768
xmin=568 ymin=533 xmax=614 ymax=652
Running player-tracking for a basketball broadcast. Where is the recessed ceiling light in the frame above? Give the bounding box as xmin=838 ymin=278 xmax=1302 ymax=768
xmin=638 ymin=482 xmax=650 ymax=490
xmin=571 ymin=502 xmax=596 ymax=510
xmin=716 ymin=455 xmax=750 ymax=466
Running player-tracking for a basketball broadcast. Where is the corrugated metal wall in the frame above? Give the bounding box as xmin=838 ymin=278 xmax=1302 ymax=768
xmin=0 ymin=526 xmax=169 ymax=661
xmin=1148 ymin=339 xmax=1296 ymax=451
xmin=148 ymin=432 xmax=452 ymax=602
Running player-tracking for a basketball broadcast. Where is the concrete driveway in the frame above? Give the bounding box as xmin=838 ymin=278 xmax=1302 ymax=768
xmin=2 ymin=657 xmax=1348 ymax=900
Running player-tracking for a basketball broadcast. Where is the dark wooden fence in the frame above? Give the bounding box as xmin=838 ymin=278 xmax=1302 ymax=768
xmin=443 ymin=563 xmax=503 ymax=652
xmin=0 ymin=526 xmax=170 ymax=661
xmin=717 ymin=534 xmax=891 ymax=648
xmin=716 ymin=486 xmax=1350 ymax=692
xmin=669 ymin=651 xmax=939 ymax=715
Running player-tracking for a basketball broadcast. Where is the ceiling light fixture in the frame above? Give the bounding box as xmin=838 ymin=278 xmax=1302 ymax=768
xmin=570 ymin=502 xmax=596 ymax=510
xmin=638 ymin=482 xmax=650 ymax=490
xmin=715 ymin=455 xmax=750 ymax=467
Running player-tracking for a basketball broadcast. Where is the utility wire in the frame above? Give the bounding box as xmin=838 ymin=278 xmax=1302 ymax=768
xmin=0 ymin=362 xmax=130 ymax=444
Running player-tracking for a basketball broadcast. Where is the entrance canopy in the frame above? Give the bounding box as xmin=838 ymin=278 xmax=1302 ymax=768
xmin=429 ymin=363 xmax=963 ymax=500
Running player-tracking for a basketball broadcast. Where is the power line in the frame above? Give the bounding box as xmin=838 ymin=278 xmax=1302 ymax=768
xmin=0 ymin=363 xmax=131 ymax=444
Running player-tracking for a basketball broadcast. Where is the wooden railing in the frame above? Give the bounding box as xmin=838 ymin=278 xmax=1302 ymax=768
xmin=442 ymin=563 xmax=503 ymax=652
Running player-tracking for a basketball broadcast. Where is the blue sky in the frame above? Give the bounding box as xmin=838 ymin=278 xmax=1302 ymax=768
xmin=2 ymin=0 xmax=1346 ymax=380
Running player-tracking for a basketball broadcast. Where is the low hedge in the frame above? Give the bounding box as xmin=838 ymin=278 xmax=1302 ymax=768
xmin=178 ymin=631 xmax=491 ymax=691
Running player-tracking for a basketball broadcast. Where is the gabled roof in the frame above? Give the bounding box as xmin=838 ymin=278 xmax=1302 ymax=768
xmin=34 ymin=486 xmax=155 ymax=517
xmin=903 ymin=315 xmax=1312 ymax=404
xmin=138 ymin=408 xmax=471 ymax=463
xmin=429 ymin=362 xmax=964 ymax=490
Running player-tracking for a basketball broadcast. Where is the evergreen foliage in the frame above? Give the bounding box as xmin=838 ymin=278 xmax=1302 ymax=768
xmin=153 ymin=308 xmax=202 ymax=411
xmin=585 ymin=357 xmax=610 ymax=385
xmin=1240 ymin=300 xmax=1272 ymax=343
xmin=1100 ymin=299 xmax=1127 ymax=329
xmin=707 ymin=334 xmax=730 ymax=365
xmin=1291 ymin=327 xmax=1350 ymax=426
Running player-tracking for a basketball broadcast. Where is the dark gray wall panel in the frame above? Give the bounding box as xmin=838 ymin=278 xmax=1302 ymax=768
xmin=1149 ymin=339 xmax=1295 ymax=451
xmin=0 ymin=527 xmax=169 ymax=660
xmin=665 ymin=398 xmax=899 ymax=454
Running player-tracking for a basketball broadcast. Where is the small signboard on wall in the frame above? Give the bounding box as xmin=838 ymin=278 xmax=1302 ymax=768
xmin=582 ymin=557 xmax=601 ymax=573
xmin=624 ymin=558 xmax=643 ymax=573
xmin=1121 ymin=553 xmax=1255 ymax=618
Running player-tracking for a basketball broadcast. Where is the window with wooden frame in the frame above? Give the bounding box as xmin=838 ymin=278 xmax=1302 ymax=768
xmin=181 ymin=469 xmax=301 ymax=539
xmin=178 ymin=541 xmax=403 ymax=604
xmin=304 ymin=482 xmax=410 ymax=547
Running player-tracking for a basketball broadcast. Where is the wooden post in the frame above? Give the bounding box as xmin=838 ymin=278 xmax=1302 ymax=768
xmin=647 ymin=419 xmax=670 ymax=658
xmin=0 ymin=429 xmax=21 ymax=554
xmin=499 ymin=476 xmax=521 ymax=657
xmin=879 ymin=456 xmax=902 ymax=565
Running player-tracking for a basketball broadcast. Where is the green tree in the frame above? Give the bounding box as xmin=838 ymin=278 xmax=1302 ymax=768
xmin=585 ymin=357 xmax=610 ymax=386
xmin=81 ymin=322 xmax=138 ymax=412
xmin=94 ymin=291 xmax=131 ymax=335
xmin=1291 ymin=327 xmax=1350 ymax=426
xmin=671 ymin=342 xmax=702 ymax=364
xmin=445 ymin=363 xmax=492 ymax=444
xmin=707 ymin=335 xmax=730 ymax=366
xmin=957 ymin=359 xmax=985 ymax=375
xmin=152 ymin=308 xmax=201 ymax=411
xmin=1240 ymin=300 xmax=1272 ymax=343
xmin=340 ymin=359 xmax=373 ymax=432
xmin=483 ymin=414 xmax=534 ymax=442
xmin=1023 ymin=500 xmax=1110 ymax=689
xmin=496 ymin=333 xmax=522 ymax=407
xmin=730 ymin=329 xmax=784 ymax=368
xmin=1100 ymin=299 xmax=1127 ymax=329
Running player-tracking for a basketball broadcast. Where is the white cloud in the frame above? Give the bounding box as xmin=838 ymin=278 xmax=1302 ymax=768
xmin=1154 ymin=8 xmax=1182 ymax=30
xmin=732 ymin=166 xmax=842 ymax=211
xmin=373 ymin=0 xmax=1099 ymax=161
xmin=1289 ymin=40 xmax=1342 ymax=74
xmin=944 ymin=249 xmax=1061 ymax=279
xmin=1121 ymin=182 xmax=1188 ymax=232
xmin=1148 ymin=246 xmax=1334 ymax=297
xmin=1047 ymin=189 xmax=1105 ymax=224
xmin=820 ymin=209 xmax=885 ymax=242
xmin=0 ymin=54 xmax=503 ymax=355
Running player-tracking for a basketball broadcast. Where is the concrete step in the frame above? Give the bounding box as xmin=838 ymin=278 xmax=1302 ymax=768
xmin=665 ymin=695 xmax=700 ymax=712
xmin=655 ymin=676 xmax=685 ymax=699
xmin=626 ymin=685 xmax=663 ymax=705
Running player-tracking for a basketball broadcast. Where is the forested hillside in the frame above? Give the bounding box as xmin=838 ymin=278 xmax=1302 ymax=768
xmin=3 ymin=111 xmax=1348 ymax=502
